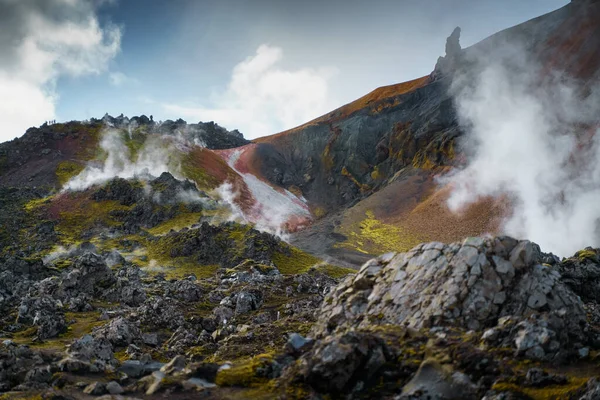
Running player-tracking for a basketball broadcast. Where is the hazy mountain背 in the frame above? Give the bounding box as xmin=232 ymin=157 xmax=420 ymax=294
xmin=2 ymin=0 xmax=600 ymax=398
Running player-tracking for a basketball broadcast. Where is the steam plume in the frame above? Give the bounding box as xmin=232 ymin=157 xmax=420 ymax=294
xmin=63 ymin=129 xmax=178 ymax=191
xmin=446 ymin=44 xmax=600 ymax=256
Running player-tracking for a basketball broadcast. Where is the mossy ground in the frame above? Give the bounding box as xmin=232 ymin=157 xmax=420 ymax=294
xmin=215 ymin=353 xmax=275 ymax=387
xmin=55 ymin=161 xmax=85 ymax=187
xmin=10 ymin=311 xmax=104 ymax=351
xmin=336 ymin=210 xmax=422 ymax=255
xmin=146 ymin=212 xmax=203 ymax=235
xmin=272 ymin=247 xmax=354 ymax=278
xmin=574 ymin=249 xmax=598 ymax=262
xmin=0 ymin=394 xmax=45 ymax=400
xmin=491 ymin=377 xmax=589 ymax=400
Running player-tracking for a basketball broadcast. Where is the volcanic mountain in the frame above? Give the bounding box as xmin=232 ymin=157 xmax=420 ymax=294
xmin=1 ymin=1 xmax=597 ymax=268
xmin=2 ymin=1 xmax=600 ymax=399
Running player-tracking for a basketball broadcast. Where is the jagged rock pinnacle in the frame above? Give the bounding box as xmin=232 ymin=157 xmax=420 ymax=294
xmin=445 ymin=26 xmax=462 ymax=58
xmin=431 ymin=26 xmax=463 ymax=80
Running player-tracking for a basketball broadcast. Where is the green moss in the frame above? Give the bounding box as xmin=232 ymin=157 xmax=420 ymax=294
xmin=141 ymin=236 xmax=219 ymax=279
xmin=0 ymin=394 xmax=44 ymax=400
xmin=55 ymin=161 xmax=85 ymax=187
xmin=122 ymin=129 xmax=147 ymax=161
xmin=491 ymin=377 xmax=588 ymax=400
xmin=55 ymin=197 xmax=132 ymax=243
xmin=180 ymin=149 xmax=229 ymax=191
xmin=10 ymin=311 xmax=103 ymax=351
xmin=317 ymin=264 xmax=355 ymax=279
xmin=575 ymin=249 xmax=598 ymax=262
xmin=114 ymin=349 xmax=130 ymax=362
xmin=146 ymin=212 xmax=203 ymax=235
xmin=272 ymin=246 xmax=353 ymax=278
xmin=23 ymin=196 xmax=53 ymax=213
xmin=215 ymin=353 xmax=274 ymax=387
xmin=336 ymin=210 xmax=422 ymax=255
xmin=271 ymin=247 xmax=317 ymax=275
xmin=341 ymin=166 xmax=371 ymax=193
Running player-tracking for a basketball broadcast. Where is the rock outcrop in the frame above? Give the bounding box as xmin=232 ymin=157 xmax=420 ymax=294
xmin=313 ymin=237 xmax=590 ymax=361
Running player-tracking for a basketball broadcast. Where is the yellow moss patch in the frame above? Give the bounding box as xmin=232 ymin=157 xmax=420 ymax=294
xmin=56 ymin=198 xmax=132 ymax=243
xmin=9 ymin=311 xmax=104 ymax=351
xmin=412 ymin=137 xmax=456 ymax=170
xmin=114 ymin=349 xmax=129 ymax=362
xmin=215 ymin=353 xmax=274 ymax=387
xmin=55 ymin=161 xmax=85 ymax=187
xmin=371 ymin=165 xmax=382 ymax=181
xmin=491 ymin=377 xmax=588 ymax=400
xmin=271 ymin=248 xmax=315 ymax=274
xmin=23 ymin=196 xmax=54 ymax=213
xmin=575 ymin=249 xmax=598 ymax=262
xmin=341 ymin=166 xmax=371 ymax=193
xmin=316 ymin=264 xmax=356 ymax=279
xmin=336 ymin=210 xmax=422 ymax=255
xmin=272 ymin=247 xmax=353 ymax=278
xmin=312 ymin=207 xmax=326 ymax=219
xmin=0 ymin=394 xmax=44 ymax=400
xmin=148 ymin=262 xmax=220 ymax=280
xmin=146 ymin=212 xmax=203 ymax=235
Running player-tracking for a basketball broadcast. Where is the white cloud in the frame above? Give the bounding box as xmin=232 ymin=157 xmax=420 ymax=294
xmin=162 ymin=44 xmax=338 ymax=139
xmin=0 ymin=0 xmax=121 ymax=143
xmin=109 ymin=71 xmax=136 ymax=87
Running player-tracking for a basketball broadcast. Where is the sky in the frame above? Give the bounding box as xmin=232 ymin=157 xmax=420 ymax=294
xmin=0 ymin=0 xmax=569 ymax=143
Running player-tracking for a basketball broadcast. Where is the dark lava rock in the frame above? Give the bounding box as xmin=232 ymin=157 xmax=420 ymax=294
xmin=298 ymin=331 xmax=392 ymax=393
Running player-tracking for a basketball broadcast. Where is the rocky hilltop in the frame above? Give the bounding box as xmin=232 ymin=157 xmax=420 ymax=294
xmin=1 ymin=0 xmax=600 ymax=399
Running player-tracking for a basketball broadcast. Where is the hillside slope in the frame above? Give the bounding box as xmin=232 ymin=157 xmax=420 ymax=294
xmin=242 ymin=0 xmax=600 ymax=264
xmin=0 ymin=1 xmax=599 ymax=267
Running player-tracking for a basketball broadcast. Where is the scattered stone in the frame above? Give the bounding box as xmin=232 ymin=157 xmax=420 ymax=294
xmin=106 ymin=380 xmax=124 ymax=395
xmin=84 ymin=381 xmax=107 ymax=395
xmin=399 ymin=359 xmax=476 ymax=400
xmin=160 ymin=355 xmax=186 ymax=375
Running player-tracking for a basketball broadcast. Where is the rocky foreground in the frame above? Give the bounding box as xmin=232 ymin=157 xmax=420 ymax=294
xmin=2 ymin=236 xmax=600 ymax=399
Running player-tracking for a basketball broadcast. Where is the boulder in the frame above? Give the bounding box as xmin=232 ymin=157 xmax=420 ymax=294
xmin=312 ymin=237 xmax=589 ymax=360
xmin=59 ymin=252 xmax=116 ymax=296
xmin=16 ymin=295 xmax=67 ymax=339
xmin=398 ymin=359 xmax=477 ymax=400
xmin=297 ymin=331 xmax=392 ymax=393
xmin=94 ymin=316 xmax=142 ymax=346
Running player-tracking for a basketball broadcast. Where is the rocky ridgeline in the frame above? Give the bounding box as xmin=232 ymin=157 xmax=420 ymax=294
xmin=2 ymin=237 xmax=600 ymax=399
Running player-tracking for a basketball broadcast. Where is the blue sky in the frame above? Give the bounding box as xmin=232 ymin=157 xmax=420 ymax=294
xmin=0 ymin=0 xmax=569 ymax=142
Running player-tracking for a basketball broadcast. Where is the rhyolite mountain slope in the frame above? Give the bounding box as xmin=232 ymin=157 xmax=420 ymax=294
xmin=4 ymin=0 xmax=597 ymax=267
xmin=2 ymin=1 xmax=600 ymax=399
xmin=247 ymin=0 xmax=600 ymax=265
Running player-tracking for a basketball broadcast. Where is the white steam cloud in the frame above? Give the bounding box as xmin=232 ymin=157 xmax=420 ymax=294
xmin=214 ymin=182 xmax=249 ymax=224
xmin=446 ymin=45 xmax=600 ymax=256
xmin=163 ymin=44 xmax=338 ymax=139
xmin=63 ymin=130 xmax=177 ymax=191
xmin=0 ymin=0 xmax=121 ymax=142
